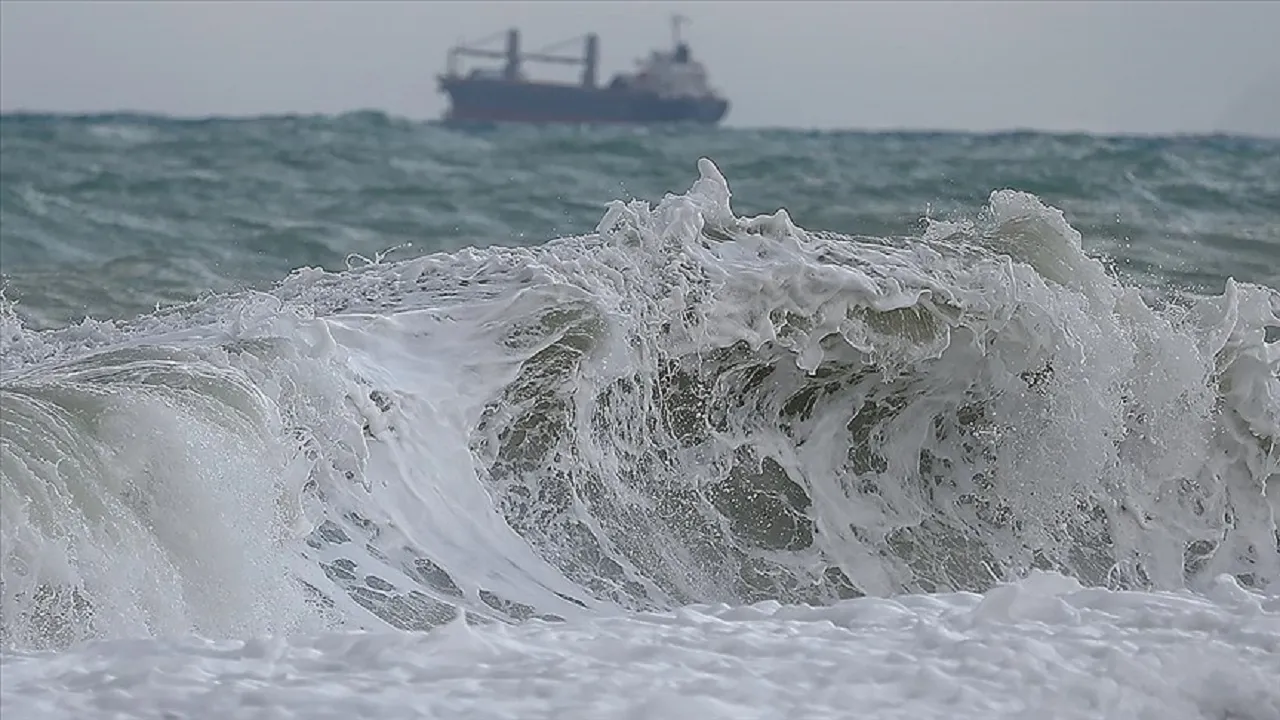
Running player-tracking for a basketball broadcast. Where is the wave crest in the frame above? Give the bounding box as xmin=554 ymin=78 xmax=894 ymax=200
xmin=2 ymin=159 xmax=1276 ymax=650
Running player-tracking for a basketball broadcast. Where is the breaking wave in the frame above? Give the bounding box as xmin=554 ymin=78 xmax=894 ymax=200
xmin=2 ymin=159 xmax=1277 ymax=650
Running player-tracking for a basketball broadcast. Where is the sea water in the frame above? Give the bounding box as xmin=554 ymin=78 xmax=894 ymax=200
xmin=1 ymin=114 xmax=1277 ymax=718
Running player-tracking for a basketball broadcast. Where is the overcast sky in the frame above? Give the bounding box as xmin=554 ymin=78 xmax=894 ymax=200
xmin=1 ymin=1 xmax=1277 ymax=136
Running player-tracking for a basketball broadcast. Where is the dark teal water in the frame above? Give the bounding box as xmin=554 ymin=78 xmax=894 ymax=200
xmin=2 ymin=112 xmax=1277 ymax=330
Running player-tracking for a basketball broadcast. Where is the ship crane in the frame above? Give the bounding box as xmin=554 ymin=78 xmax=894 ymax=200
xmin=445 ymin=29 xmax=600 ymax=87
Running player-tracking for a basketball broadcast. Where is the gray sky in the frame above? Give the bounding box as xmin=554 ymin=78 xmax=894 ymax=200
xmin=2 ymin=0 xmax=1277 ymax=136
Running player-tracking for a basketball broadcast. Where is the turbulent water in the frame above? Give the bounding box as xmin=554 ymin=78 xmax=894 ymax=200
xmin=0 ymin=112 xmax=1277 ymax=652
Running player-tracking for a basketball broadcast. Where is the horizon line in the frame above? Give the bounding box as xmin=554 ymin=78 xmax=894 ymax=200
xmin=0 ymin=108 xmax=1275 ymax=141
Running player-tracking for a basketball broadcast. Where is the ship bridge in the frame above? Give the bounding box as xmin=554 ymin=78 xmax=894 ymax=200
xmin=631 ymin=48 xmax=714 ymax=99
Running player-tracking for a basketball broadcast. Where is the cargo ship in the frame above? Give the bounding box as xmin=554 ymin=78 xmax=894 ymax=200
xmin=436 ymin=15 xmax=730 ymax=127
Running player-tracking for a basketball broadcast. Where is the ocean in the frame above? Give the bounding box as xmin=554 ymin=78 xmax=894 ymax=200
xmin=1 ymin=112 xmax=1278 ymax=719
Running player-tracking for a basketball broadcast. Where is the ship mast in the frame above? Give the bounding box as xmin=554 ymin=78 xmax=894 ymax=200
xmin=671 ymin=14 xmax=689 ymax=48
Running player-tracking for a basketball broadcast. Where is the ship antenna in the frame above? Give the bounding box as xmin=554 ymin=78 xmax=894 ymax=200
xmin=671 ymin=13 xmax=689 ymax=48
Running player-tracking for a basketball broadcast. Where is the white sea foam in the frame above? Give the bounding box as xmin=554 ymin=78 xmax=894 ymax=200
xmin=3 ymin=571 xmax=1277 ymax=720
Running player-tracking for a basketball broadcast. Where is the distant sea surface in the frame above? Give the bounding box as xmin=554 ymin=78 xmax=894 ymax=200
xmin=2 ymin=112 xmax=1276 ymax=329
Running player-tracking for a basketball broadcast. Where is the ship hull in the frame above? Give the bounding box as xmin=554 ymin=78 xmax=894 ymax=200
xmin=438 ymin=77 xmax=729 ymax=126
